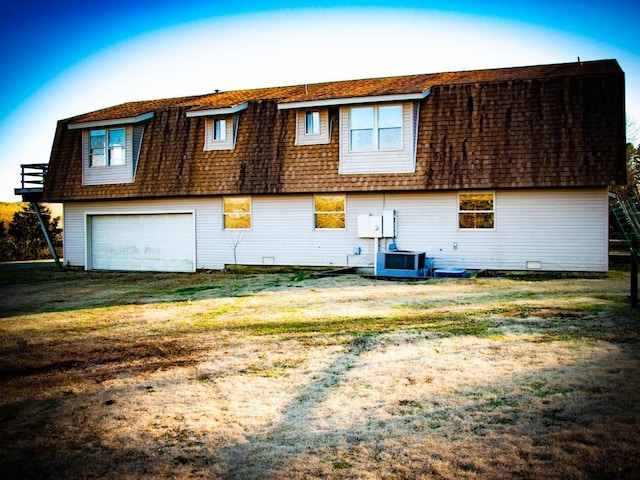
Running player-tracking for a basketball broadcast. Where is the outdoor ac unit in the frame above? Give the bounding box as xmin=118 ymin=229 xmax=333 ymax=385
xmin=376 ymin=250 xmax=433 ymax=277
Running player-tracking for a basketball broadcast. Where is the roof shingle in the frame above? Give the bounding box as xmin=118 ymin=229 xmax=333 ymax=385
xmin=43 ymin=59 xmax=627 ymax=202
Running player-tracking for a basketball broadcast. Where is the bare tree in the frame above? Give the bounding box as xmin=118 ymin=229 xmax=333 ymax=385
xmin=227 ymin=231 xmax=245 ymax=267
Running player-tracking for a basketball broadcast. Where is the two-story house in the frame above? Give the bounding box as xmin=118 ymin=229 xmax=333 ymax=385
xmin=34 ymin=59 xmax=626 ymax=273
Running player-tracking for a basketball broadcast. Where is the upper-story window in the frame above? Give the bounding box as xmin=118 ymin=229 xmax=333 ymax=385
xmin=213 ymin=118 xmax=226 ymax=141
xmin=349 ymin=105 xmax=402 ymax=152
xmin=295 ymin=109 xmax=330 ymax=145
xmin=90 ymin=128 xmax=125 ymax=167
xmin=205 ymin=117 xmax=235 ymax=150
xmin=74 ymin=117 xmax=147 ymax=186
xmin=338 ymin=102 xmax=416 ymax=174
xmin=305 ymin=111 xmax=320 ymax=135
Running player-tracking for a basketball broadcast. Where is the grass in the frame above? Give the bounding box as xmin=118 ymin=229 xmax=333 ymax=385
xmin=0 ymin=266 xmax=639 ymax=479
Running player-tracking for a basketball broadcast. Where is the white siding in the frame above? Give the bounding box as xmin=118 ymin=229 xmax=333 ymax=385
xmin=62 ymin=188 xmax=609 ymax=272
xmin=204 ymin=116 xmax=237 ymax=151
xmin=294 ymin=109 xmax=331 ymax=145
xmin=63 ymin=203 xmax=83 ymax=267
xmin=374 ymin=189 xmax=609 ymax=272
xmin=82 ymin=127 xmax=135 ymax=185
xmin=132 ymin=124 xmax=145 ymax=177
xmin=224 ymin=195 xmax=376 ymax=267
xmin=338 ymin=102 xmax=416 ymax=174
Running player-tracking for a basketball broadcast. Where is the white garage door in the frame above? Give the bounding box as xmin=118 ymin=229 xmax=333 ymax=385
xmin=90 ymin=213 xmax=195 ymax=272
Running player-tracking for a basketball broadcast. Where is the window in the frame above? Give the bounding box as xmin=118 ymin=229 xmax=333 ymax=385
xmin=295 ymin=109 xmax=330 ymax=145
xmin=349 ymin=105 xmax=402 ymax=152
xmin=338 ymin=102 xmax=416 ymax=174
xmin=223 ymin=196 xmax=251 ymax=229
xmin=377 ymin=105 xmax=402 ymax=150
xmin=305 ymin=111 xmax=320 ymax=135
xmin=314 ymin=194 xmax=345 ymax=229
xmin=90 ymin=128 xmax=125 ymax=167
xmin=459 ymin=193 xmax=495 ymax=229
xmin=214 ymin=118 xmax=226 ymax=141
xmin=205 ymin=117 xmax=236 ymax=150
xmin=350 ymin=107 xmax=374 ymax=151
xmin=89 ymin=130 xmax=105 ymax=166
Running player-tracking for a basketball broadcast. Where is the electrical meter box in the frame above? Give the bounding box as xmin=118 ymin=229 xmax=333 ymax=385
xmin=357 ymin=214 xmax=383 ymax=238
xmin=358 ymin=210 xmax=396 ymax=238
xmin=382 ymin=209 xmax=396 ymax=238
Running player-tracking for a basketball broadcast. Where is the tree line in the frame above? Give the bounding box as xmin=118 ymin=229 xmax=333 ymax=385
xmin=0 ymin=204 xmax=62 ymax=262
xmin=625 ymin=143 xmax=640 ymax=195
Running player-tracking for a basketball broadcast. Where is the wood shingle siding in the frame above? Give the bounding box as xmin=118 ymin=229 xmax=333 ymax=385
xmin=419 ymin=73 xmax=626 ymax=189
xmin=43 ymin=60 xmax=626 ymax=202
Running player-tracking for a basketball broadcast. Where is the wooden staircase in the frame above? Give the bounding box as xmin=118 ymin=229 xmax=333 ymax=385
xmin=14 ymin=164 xmax=62 ymax=269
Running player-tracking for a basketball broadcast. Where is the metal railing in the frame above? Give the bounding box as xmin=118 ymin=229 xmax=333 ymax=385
xmin=18 ymin=163 xmax=48 ymax=190
xmin=611 ymin=191 xmax=640 ymax=307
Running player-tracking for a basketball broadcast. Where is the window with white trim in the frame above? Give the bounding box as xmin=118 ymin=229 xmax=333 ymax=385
xmin=90 ymin=128 xmax=125 ymax=167
xmin=223 ymin=196 xmax=251 ymax=229
xmin=314 ymin=194 xmax=345 ymax=229
xmin=338 ymin=102 xmax=416 ymax=174
xmin=213 ymin=118 xmax=226 ymax=141
xmin=458 ymin=193 xmax=495 ymax=229
xmin=349 ymin=105 xmax=402 ymax=152
xmin=295 ymin=109 xmax=330 ymax=145
xmin=305 ymin=111 xmax=320 ymax=135
xmin=205 ymin=117 xmax=235 ymax=151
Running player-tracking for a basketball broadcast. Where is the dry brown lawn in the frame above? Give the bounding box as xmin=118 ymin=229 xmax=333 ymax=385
xmin=0 ymin=266 xmax=639 ymax=479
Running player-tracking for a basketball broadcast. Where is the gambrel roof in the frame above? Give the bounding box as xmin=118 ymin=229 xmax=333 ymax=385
xmin=44 ymin=59 xmax=627 ymax=202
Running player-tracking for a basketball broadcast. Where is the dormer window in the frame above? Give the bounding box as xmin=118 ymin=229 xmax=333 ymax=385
xmin=90 ymin=128 xmax=125 ymax=167
xmin=339 ymin=102 xmax=417 ymax=174
xmin=349 ymin=105 xmax=402 ymax=152
xmin=204 ymin=117 xmax=236 ymax=150
xmin=187 ymin=102 xmax=247 ymax=152
xmin=295 ymin=109 xmax=330 ymax=145
xmin=71 ymin=113 xmax=150 ymax=186
xmin=305 ymin=111 xmax=320 ymax=135
xmin=213 ymin=119 xmax=226 ymax=141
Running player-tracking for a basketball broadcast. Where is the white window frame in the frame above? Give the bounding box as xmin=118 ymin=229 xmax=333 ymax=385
xmin=204 ymin=116 xmax=235 ymax=151
xmin=223 ymin=196 xmax=252 ymax=230
xmin=313 ymin=194 xmax=346 ymax=230
xmin=349 ymin=104 xmax=403 ymax=152
xmin=89 ymin=128 xmax=126 ymax=167
xmin=295 ymin=109 xmax=330 ymax=146
xmin=458 ymin=192 xmax=496 ymax=230
xmin=213 ymin=118 xmax=226 ymax=141
xmin=305 ymin=111 xmax=320 ymax=135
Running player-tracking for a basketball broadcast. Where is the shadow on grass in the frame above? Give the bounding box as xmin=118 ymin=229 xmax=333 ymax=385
xmin=212 ymin=342 xmax=640 ymax=479
xmin=0 ymin=267 xmax=371 ymax=318
xmin=1 ymin=332 xmax=639 ymax=478
xmin=1 ymin=267 xmax=638 ymax=477
xmin=0 ymin=337 xmax=201 ymax=382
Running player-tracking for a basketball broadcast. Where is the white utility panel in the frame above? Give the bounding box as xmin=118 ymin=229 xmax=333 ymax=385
xmin=358 ymin=210 xmax=396 ymax=238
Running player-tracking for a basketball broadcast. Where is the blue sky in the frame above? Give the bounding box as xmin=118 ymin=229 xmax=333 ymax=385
xmin=1 ymin=0 xmax=639 ymax=201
